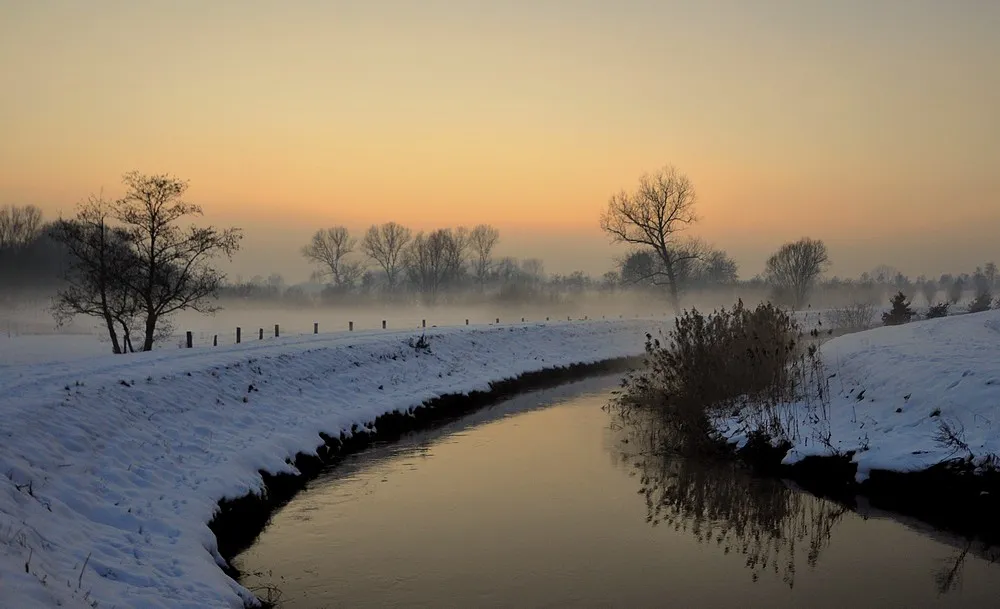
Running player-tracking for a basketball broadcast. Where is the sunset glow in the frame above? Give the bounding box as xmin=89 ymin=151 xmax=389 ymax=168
xmin=1 ymin=0 xmax=997 ymax=279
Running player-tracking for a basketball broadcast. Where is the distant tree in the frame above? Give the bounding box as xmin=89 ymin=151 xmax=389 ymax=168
xmin=917 ymin=277 xmax=938 ymax=306
xmin=0 ymin=204 xmax=43 ymax=249
xmin=926 ymin=302 xmax=950 ymax=319
xmin=115 ymin=171 xmax=242 ymax=351
xmin=520 ymin=258 xmax=545 ymax=283
xmin=764 ymin=238 xmax=830 ymax=309
xmin=984 ymin=262 xmax=998 ymax=289
xmin=361 ymin=222 xmax=411 ymax=290
xmin=404 ymin=228 xmax=467 ymax=301
xmin=50 ymin=196 xmax=141 ymax=353
xmin=968 ymin=291 xmax=993 ymax=313
xmin=882 ymin=291 xmax=915 ymax=326
xmin=600 ymin=165 xmax=700 ymax=312
xmin=468 ymin=224 xmax=500 ymax=289
xmin=618 ymin=249 xmax=661 ymax=287
xmin=303 ymin=226 xmax=363 ymax=289
xmin=947 ymin=277 xmax=964 ymax=304
xmin=696 ymin=249 xmax=739 ymax=285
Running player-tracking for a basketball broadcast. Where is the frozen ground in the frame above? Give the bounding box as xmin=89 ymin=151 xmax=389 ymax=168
xmin=716 ymin=309 xmax=1000 ymax=482
xmin=0 ymin=319 xmax=657 ymax=608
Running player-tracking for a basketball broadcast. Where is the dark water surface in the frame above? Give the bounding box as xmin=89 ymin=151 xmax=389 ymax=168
xmin=235 ymin=376 xmax=999 ymax=608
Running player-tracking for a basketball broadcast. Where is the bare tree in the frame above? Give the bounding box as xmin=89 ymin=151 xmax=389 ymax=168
xmin=0 ymin=204 xmax=43 ymax=249
xmin=116 ymin=171 xmax=242 ymax=351
xmin=918 ymin=277 xmax=938 ymax=306
xmin=468 ymin=224 xmax=500 ymax=289
xmin=361 ymin=222 xmax=411 ymax=289
xmin=984 ymin=262 xmax=998 ymax=290
xmin=303 ymin=226 xmax=361 ymax=288
xmin=50 ymin=196 xmax=142 ymax=354
xmin=600 ymin=165 xmax=700 ymax=312
xmin=404 ymin=228 xmax=467 ymax=301
xmin=764 ymin=238 xmax=830 ymax=309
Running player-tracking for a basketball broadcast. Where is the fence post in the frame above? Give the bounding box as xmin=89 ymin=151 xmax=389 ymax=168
xmin=274 ymin=324 xmax=279 ymax=338
xmin=349 ymin=321 xmax=354 ymax=332
xmin=236 ymin=327 xmax=241 ymax=344
xmin=213 ymin=335 xmax=218 ymax=347
xmin=465 ymin=319 xmax=469 ymax=325
xmin=382 ymin=320 xmax=386 ymax=329
xmin=185 ymin=331 xmax=193 ymax=349
xmin=422 ymin=319 xmax=426 ymax=328
xmin=314 ymin=322 xmax=319 ymax=334
xmin=259 ymin=328 xmax=264 ymax=340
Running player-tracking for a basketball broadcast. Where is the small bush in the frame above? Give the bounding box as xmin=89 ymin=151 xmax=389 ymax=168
xmin=968 ymin=291 xmax=993 ymax=314
xmin=825 ymin=302 xmax=877 ymax=331
xmin=882 ymin=291 xmax=915 ymax=326
xmin=615 ymin=300 xmax=803 ymax=451
xmin=926 ymin=302 xmax=950 ymax=319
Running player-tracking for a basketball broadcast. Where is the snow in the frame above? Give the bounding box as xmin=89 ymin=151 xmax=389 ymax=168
xmin=715 ymin=310 xmax=1000 ymax=483
xmin=0 ymin=320 xmax=657 ymax=608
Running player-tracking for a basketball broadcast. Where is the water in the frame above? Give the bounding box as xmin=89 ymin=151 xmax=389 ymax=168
xmin=236 ymin=376 xmax=999 ymax=608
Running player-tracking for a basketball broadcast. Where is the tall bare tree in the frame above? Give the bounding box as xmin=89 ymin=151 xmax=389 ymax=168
xmin=764 ymin=238 xmax=830 ymax=309
xmin=600 ymin=165 xmax=700 ymax=312
xmin=50 ymin=196 xmax=142 ymax=354
xmin=404 ymin=228 xmax=467 ymax=301
xmin=0 ymin=204 xmax=43 ymax=249
xmin=303 ymin=226 xmax=361 ymax=288
xmin=468 ymin=224 xmax=500 ymax=289
xmin=116 ymin=171 xmax=242 ymax=351
xmin=361 ymin=222 xmax=411 ymax=289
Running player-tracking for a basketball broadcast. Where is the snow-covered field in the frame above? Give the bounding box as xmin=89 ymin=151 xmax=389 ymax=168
xmin=0 ymin=320 xmax=657 ymax=608
xmin=717 ymin=309 xmax=1000 ymax=482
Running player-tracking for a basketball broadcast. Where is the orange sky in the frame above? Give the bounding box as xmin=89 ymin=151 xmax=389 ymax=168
xmin=1 ymin=0 xmax=997 ymax=281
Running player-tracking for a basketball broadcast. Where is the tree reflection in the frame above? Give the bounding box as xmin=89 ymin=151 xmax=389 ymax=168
xmin=609 ymin=411 xmax=848 ymax=588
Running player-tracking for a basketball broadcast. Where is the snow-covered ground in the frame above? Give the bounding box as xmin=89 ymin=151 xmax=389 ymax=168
xmin=716 ymin=309 xmax=1000 ymax=482
xmin=0 ymin=320 xmax=657 ymax=608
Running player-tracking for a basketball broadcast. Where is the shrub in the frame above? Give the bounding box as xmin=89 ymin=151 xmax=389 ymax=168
xmin=926 ymin=302 xmax=950 ymax=319
xmin=968 ymin=291 xmax=993 ymax=313
xmin=825 ymin=302 xmax=877 ymax=331
xmin=882 ymin=291 xmax=915 ymax=326
xmin=615 ymin=300 xmax=804 ymax=451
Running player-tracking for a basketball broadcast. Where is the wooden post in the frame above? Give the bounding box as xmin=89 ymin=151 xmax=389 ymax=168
xmin=382 ymin=320 xmax=386 ymax=329
xmin=465 ymin=319 xmax=469 ymax=325
xmin=349 ymin=321 xmax=354 ymax=331
xmin=521 ymin=317 xmax=525 ymax=322
xmin=236 ymin=327 xmax=241 ymax=344
xmin=274 ymin=324 xmax=279 ymax=338
xmin=495 ymin=317 xmax=499 ymax=324
xmin=259 ymin=328 xmax=264 ymax=340
xmin=213 ymin=335 xmax=218 ymax=347
xmin=313 ymin=322 xmax=319 ymax=334
xmin=185 ymin=331 xmax=193 ymax=349
xmin=546 ymin=316 xmax=549 ymax=321
xmin=422 ymin=319 xmax=426 ymax=328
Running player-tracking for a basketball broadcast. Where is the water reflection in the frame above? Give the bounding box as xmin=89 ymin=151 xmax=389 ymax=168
xmin=609 ymin=410 xmax=999 ymax=593
xmin=237 ymin=379 xmax=1000 ymax=609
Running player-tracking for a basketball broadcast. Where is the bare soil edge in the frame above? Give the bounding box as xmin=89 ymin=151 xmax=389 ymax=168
xmin=735 ymin=435 xmax=1000 ymax=546
xmin=205 ymin=356 xmax=643 ymax=607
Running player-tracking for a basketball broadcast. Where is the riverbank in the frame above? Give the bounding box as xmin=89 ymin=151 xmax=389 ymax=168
xmin=716 ymin=309 xmax=1000 ymax=542
xmin=0 ymin=320 xmax=655 ymax=609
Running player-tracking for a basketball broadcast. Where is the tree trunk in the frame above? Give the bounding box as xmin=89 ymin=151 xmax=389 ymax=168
xmin=103 ymin=312 xmax=122 ymax=355
xmin=141 ymin=310 xmax=157 ymax=352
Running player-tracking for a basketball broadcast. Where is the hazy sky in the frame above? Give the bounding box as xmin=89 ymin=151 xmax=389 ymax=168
xmin=1 ymin=0 xmax=997 ymax=282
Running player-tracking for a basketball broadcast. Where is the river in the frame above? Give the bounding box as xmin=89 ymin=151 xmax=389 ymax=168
xmin=235 ymin=375 xmax=999 ymax=608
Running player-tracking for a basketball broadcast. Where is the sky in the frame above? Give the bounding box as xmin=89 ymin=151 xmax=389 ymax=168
xmin=1 ymin=0 xmax=997 ymax=282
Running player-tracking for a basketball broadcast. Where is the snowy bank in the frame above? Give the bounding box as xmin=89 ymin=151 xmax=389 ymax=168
xmin=716 ymin=310 xmax=1000 ymax=482
xmin=0 ymin=320 xmax=656 ymax=608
